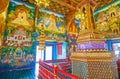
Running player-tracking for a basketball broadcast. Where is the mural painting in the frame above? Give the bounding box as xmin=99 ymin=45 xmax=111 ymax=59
xmin=95 ymin=5 xmax=120 ymax=38
xmin=0 ymin=0 xmax=80 ymax=70
xmin=37 ymin=11 xmax=66 ymax=41
xmin=36 ymin=10 xmax=80 ymax=58
xmin=0 ymin=1 xmax=35 ymax=71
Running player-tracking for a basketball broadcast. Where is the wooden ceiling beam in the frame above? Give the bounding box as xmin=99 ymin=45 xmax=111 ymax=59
xmin=70 ymin=0 xmax=79 ymax=5
xmin=50 ymin=0 xmax=76 ymax=10
xmin=76 ymin=0 xmax=97 ymax=9
xmin=76 ymin=0 xmax=86 ymax=9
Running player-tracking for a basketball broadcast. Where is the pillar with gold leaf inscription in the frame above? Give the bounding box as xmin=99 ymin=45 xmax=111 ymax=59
xmin=71 ymin=0 xmax=118 ymax=79
xmin=38 ymin=22 xmax=46 ymax=60
xmin=0 ymin=0 xmax=10 ymax=46
xmin=38 ymin=22 xmax=45 ymax=50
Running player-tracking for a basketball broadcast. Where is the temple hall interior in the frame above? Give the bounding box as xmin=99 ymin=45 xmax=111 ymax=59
xmin=0 ymin=0 xmax=120 ymax=79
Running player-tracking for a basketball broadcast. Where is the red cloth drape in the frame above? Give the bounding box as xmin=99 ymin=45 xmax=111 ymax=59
xmin=57 ymin=43 xmax=62 ymax=55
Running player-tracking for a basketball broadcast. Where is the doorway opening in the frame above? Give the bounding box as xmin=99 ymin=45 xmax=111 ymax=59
xmin=45 ymin=46 xmax=53 ymax=60
xmin=35 ymin=46 xmax=44 ymax=79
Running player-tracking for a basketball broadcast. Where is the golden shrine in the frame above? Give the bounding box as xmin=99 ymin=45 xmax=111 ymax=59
xmin=0 ymin=0 xmax=120 ymax=79
xmin=70 ymin=0 xmax=118 ymax=79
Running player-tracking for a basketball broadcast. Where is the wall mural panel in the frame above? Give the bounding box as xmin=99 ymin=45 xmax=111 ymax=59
xmin=37 ymin=11 xmax=66 ymax=41
xmin=36 ymin=11 xmax=80 ymax=57
xmin=0 ymin=0 xmax=80 ymax=70
xmin=95 ymin=3 xmax=120 ymax=38
xmin=0 ymin=1 xmax=35 ymax=71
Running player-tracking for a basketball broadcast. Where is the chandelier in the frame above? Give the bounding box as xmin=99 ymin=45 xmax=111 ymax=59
xmin=34 ymin=0 xmax=49 ymax=10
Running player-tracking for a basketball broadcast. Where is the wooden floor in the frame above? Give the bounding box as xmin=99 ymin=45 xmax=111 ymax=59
xmin=0 ymin=69 xmax=37 ymax=79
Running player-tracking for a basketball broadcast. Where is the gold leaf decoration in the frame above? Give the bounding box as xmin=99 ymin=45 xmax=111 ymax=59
xmin=0 ymin=0 xmax=10 ymax=13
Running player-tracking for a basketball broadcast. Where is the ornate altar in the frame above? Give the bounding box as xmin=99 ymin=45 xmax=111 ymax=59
xmin=70 ymin=0 xmax=118 ymax=79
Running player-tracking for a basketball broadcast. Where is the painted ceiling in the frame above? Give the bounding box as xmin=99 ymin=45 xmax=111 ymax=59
xmin=14 ymin=0 xmax=116 ymax=15
xmin=0 ymin=0 xmax=120 ymax=15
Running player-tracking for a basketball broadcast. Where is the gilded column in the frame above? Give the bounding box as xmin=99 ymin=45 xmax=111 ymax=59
xmin=34 ymin=3 xmax=40 ymax=32
xmin=0 ymin=0 xmax=10 ymax=46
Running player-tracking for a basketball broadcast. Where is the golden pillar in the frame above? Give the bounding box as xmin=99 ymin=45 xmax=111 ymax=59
xmin=38 ymin=22 xmax=45 ymax=50
xmin=34 ymin=4 xmax=39 ymax=31
xmin=0 ymin=0 xmax=10 ymax=46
